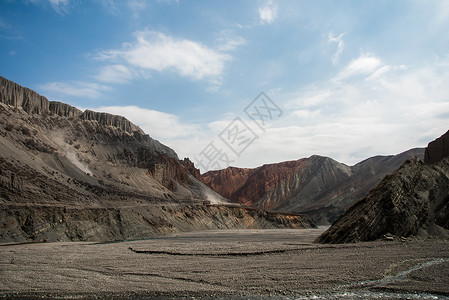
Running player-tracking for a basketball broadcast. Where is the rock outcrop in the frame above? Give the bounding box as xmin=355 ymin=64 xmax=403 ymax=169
xmin=49 ymin=101 xmax=82 ymax=117
xmin=81 ymin=110 xmax=145 ymax=135
xmin=202 ymin=149 xmax=424 ymax=224
xmin=0 ymin=75 xmax=49 ymax=114
xmin=1 ymin=76 xmax=144 ymax=135
xmin=425 ymin=130 xmax=449 ymax=164
xmin=316 ymin=131 xmax=449 ymax=244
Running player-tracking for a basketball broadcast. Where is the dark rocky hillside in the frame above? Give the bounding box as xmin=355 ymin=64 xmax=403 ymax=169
xmin=316 ymin=131 xmax=449 ymax=243
xmin=0 ymin=76 xmax=315 ymax=242
xmin=202 ymin=149 xmax=424 ymax=224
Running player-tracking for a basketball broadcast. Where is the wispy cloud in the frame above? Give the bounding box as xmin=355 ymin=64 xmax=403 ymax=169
xmin=0 ymin=17 xmax=22 ymax=40
xmin=94 ymin=64 xmax=135 ymax=83
xmin=28 ymin=0 xmax=71 ymax=14
xmin=89 ymin=53 xmax=449 ymax=171
xmin=259 ymin=0 xmax=277 ymax=24
xmin=328 ymin=32 xmax=345 ymax=64
xmin=333 ymin=53 xmax=382 ymax=81
xmin=49 ymin=0 xmax=70 ymax=14
xmin=38 ymin=81 xmax=111 ymax=99
xmin=216 ymin=31 xmax=246 ymax=51
xmin=94 ymin=30 xmax=230 ymax=84
xmin=127 ymin=0 xmax=147 ymax=18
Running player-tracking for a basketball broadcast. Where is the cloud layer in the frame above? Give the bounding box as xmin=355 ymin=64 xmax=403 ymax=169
xmin=95 ymin=52 xmax=449 ymax=172
xmin=259 ymin=0 xmax=277 ymax=24
xmin=94 ymin=30 xmax=230 ymax=82
xmin=38 ymin=81 xmax=111 ymax=99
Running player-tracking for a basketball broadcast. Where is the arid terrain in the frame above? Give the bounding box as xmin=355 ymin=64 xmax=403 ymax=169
xmin=1 ymin=77 xmax=449 ymax=299
xmin=1 ymin=227 xmax=449 ymax=299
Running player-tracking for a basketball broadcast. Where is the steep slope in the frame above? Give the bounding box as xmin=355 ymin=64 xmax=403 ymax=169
xmin=425 ymin=130 xmax=449 ymax=164
xmin=202 ymin=149 xmax=424 ymax=224
xmin=298 ymin=148 xmax=425 ymax=223
xmin=316 ymin=131 xmax=449 ymax=243
xmin=0 ymin=76 xmax=315 ymax=242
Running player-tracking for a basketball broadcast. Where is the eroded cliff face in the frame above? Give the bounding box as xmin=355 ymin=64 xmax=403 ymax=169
xmin=81 ymin=110 xmax=145 ymax=135
xmin=1 ymin=76 xmax=49 ymax=114
xmin=316 ymin=131 xmax=449 ymax=244
xmin=49 ymin=101 xmax=82 ymax=117
xmin=1 ymin=76 xmax=146 ymax=136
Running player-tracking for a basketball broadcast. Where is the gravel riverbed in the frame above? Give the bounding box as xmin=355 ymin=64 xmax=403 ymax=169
xmin=1 ymin=227 xmax=449 ymax=299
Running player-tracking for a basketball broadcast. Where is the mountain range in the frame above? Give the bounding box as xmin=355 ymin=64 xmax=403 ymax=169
xmin=0 ymin=76 xmax=314 ymax=242
xmin=201 ymin=148 xmax=424 ymax=224
xmin=1 ymin=75 xmax=446 ymax=244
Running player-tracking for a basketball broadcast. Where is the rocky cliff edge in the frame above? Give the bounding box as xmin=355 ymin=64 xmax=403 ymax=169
xmin=1 ymin=76 xmax=142 ymax=135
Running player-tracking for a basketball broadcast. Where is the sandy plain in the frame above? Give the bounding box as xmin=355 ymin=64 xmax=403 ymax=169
xmin=1 ymin=227 xmax=449 ymax=299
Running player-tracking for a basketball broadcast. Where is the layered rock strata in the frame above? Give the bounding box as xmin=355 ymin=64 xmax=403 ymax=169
xmin=316 ymin=131 xmax=449 ymax=243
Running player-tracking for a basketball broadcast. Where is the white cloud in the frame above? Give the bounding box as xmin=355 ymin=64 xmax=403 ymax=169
xmin=259 ymin=0 xmax=277 ymax=24
xmin=94 ymin=105 xmax=198 ymax=140
xmin=82 ymin=52 xmax=449 ymax=172
xmin=279 ymin=54 xmax=449 ymax=165
xmin=93 ymin=105 xmax=211 ymax=164
xmin=328 ymin=32 xmax=345 ymax=64
xmin=216 ymin=34 xmax=246 ymax=51
xmin=333 ymin=53 xmax=382 ymax=81
xmin=38 ymin=81 xmax=111 ymax=99
xmin=95 ymin=30 xmax=229 ymax=81
xmin=127 ymin=0 xmax=146 ymax=17
xmin=94 ymin=64 xmax=135 ymax=83
xmin=433 ymin=1 xmax=449 ymax=25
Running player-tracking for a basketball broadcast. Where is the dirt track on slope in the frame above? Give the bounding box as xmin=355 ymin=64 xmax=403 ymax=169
xmin=1 ymin=227 xmax=449 ymax=299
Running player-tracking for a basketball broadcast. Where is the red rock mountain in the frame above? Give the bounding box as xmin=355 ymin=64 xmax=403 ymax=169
xmin=202 ymin=150 xmax=425 ymax=224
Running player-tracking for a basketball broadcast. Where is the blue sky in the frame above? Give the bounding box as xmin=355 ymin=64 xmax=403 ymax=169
xmin=1 ymin=0 xmax=449 ymax=172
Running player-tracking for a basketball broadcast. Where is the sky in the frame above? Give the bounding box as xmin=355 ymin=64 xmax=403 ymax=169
xmin=1 ymin=0 xmax=449 ymax=172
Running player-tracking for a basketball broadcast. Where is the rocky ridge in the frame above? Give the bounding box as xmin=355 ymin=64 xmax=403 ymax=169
xmin=0 ymin=76 xmax=315 ymax=242
xmin=316 ymin=131 xmax=449 ymax=243
xmin=202 ymin=149 xmax=424 ymax=224
xmin=425 ymin=130 xmax=449 ymax=164
xmin=1 ymin=76 xmax=146 ymax=136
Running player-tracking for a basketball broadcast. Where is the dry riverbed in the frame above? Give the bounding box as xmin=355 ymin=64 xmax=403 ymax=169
xmin=1 ymin=227 xmax=449 ymax=299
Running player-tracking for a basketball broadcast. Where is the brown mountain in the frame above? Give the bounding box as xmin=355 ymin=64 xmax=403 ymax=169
xmin=0 ymin=76 xmax=314 ymax=242
xmin=202 ymin=149 xmax=424 ymax=224
xmin=316 ymin=130 xmax=449 ymax=243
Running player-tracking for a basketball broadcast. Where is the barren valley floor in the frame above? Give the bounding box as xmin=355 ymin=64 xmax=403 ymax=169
xmin=1 ymin=227 xmax=449 ymax=299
